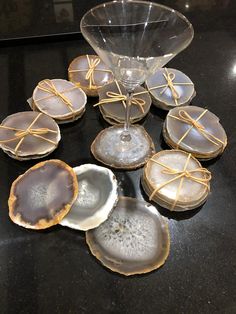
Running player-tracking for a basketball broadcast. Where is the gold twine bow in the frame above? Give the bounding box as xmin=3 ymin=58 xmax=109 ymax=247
xmin=134 ymin=68 xmax=193 ymax=106
xmin=0 ymin=113 xmax=58 ymax=156
xmin=68 ymin=55 xmax=112 ymax=90
xmin=148 ymin=153 xmax=211 ymax=210
xmin=169 ymin=109 xmax=226 ymax=148
xmin=94 ymin=80 xmax=146 ymax=114
xmin=35 ymin=79 xmax=77 ymax=120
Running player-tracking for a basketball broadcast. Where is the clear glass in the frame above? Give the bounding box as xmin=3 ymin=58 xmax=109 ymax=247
xmin=80 ymin=0 xmax=194 ymax=168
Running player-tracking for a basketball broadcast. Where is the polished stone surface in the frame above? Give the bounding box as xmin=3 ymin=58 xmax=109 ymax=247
xmin=0 ymin=1 xmax=235 ymax=313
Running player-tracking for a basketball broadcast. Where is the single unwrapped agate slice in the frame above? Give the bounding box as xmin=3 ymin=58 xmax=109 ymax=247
xmin=142 ymin=150 xmax=211 ymax=211
xmin=86 ymin=197 xmax=170 ymax=276
xmin=0 ymin=112 xmax=60 ymax=160
xmin=60 ymin=164 xmax=118 ymax=231
xmin=95 ymin=80 xmax=151 ymax=125
xmin=32 ymin=79 xmax=87 ymax=123
xmin=146 ymin=68 xmax=195 ymax=110
xmin=163 ymin=106 xmax=227 ymax=160
xmin=68 ymin=55 xmax=114 ymax=97
xmin=8 ymin=160 xmax=78 ymax=229
xmin=91 ymin=125 xmax=155 ymax=170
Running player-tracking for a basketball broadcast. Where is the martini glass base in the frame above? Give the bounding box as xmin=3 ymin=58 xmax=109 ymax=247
xmin=91 ymin=125 xmax=155 ymax=169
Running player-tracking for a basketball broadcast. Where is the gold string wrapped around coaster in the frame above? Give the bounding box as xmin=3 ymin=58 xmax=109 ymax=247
xmin=68 ymin=55 xmax=112 ymax=89
xmin=35 ymin=79 xmax=77 ymax=120
xmin=169 ymin=109 xmax=226 ymax=148
xmin=142 ymin=68 xmax=194 ymax=106
xmin=94 ymin=80 xmax=146 ymax=114
xmin=0 ymin=113 xmax=58 ymax=156
xmin=148 ymin=153 xmax=211 ymax=210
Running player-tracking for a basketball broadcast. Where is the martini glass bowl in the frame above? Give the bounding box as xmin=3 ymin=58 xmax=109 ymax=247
xmin=81 ymin=0 xmax=194 ymax=169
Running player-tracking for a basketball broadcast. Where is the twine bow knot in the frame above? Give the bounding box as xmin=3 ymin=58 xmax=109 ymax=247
xmin=161 ymin=69 xmax=180 ymax=101
xmin=85 ymin=57 xmax=100 ymax=88
xmin=94 ymin=80 xmax=146 ymax=114
xmin=148 ymin=153 xmax=211 ymax=210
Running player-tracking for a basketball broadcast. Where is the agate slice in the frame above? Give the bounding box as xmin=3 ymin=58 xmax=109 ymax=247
xmin=32 ymin=79 xmax=87 ymax=124
xmin=60 ymin=164 xmax=118 ymax=231
xmin=142 ymin=150 xmax=211 ymax=211
xmin=163 ymin=106 xmax=227 ymax=160
xmin=0 ymin=112 xmax=60 ymax=160
xmin=68 ymin=55 xmax=114 ymax=97
xmin=96 ymin=81 xmax=151 ymax=125
xmin=91 ymin=125 xmax=155 ymax=169
xmin=8 ymin=160 xmax=78 ymax=229
xmin=146 ymin=68 xmax=195 ymax=110
xmin=86 ymin=197 xmax=170 ymax=276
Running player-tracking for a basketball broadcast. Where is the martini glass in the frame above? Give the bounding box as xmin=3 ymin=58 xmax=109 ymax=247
xmin=80 ymin=0 xmax=194 ymax=169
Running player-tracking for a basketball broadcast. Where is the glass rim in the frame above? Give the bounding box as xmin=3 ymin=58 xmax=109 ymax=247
xmin=80 ymin=0 xmax=194 ymax=37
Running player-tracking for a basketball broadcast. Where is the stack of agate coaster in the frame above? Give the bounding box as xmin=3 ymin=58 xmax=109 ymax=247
xmin=31 ymin=79 xmax=87 ymax=124
xmin=95 ymin=80 xmax=151 ymax=125
xmin=146 ymin=68 xmax=195 ymax=110
xmin=142 ymin=150 xmax=212 ymax=211
xmin=0 ymin=111 xmax=60 ymax=160
xmin=60 ymin=164 xmax=118 ymax=231
xmin=68 ymin=54 xmax=114 ymax=97
xmin=86 ymin=197 xmax=170 ymax=276
xmin=8 ymin=160 xmax=78 ymax=229
xmin=163 ymin=106 xmax=227 ymax=160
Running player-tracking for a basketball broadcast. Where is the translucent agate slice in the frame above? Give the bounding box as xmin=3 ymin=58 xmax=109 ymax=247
xmin=32 ymin=79 xmax=87 ymax=121
xmin=8 ymin=160 xmax=78 ymax=229
xmin=0 ymin=112 xmax=60 ymax=160
xmin=91 ymin=125 xmax=155 ymax=169
xmin=68 ymin=55 xmax=114 ymax=96
xmin=98 ymin=81 xmax=151 ymax=124
xmin=86 ymin=197 xmax=170 ymax=276
xmin=60 ymin=164 xmax=118 ymax=231
xmin=143 ymin=150 xmax=211 ymax=211
xmin=165 ymin=106 xmax=227 ymax=159
xmin=146 ymin=68 xmax=195 ymax=110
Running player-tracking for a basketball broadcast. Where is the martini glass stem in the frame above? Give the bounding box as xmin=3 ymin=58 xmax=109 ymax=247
xmin=120 ymin=92 xmax=133 ymax=142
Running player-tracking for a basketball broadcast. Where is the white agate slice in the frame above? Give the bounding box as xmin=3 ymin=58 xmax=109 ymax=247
xmin=60 ymin=164 xmax=118 ymax=231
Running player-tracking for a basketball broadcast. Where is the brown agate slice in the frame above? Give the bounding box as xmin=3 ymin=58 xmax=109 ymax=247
xmin=97 ymin=81 xmax=151 ymax=124
xmin=0 ymin=112 xmax=60 ymax=160
xmin=8 ymin=160 xmax=78 ymax=229
xmin=68 ymin=55 xmax=114 ymax=96
xmin=86 ymin=197 xmax=170 ymax=276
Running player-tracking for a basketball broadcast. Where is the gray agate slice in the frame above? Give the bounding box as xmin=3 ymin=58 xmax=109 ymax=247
xmin=86 ymin=197 xmax=170 ymax=276
xmin=146 ymin=68 xmax=195 ymax=110
xmin=60 ymin=164 xmax=118 ymax=231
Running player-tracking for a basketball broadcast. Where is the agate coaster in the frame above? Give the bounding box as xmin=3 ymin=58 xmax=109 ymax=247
xmin=146 ymin=68 xmax=195 ymax=111
xmin=32 ymin=79 xmax=87 ymax=124
xmin=142 ymin=150 xmax=211 ymax=211
xmin=163 ymin=106 xmax=227 ymax=160
xmin=68 ymin=55 xmax=114 ymax=97
xmin=8 ymin=160 xmax=78 ymax=229
xmin=60 ymin=164 xmax=118 ymax=231
xmin=91 ymin=125 xmax=155 ymax=169
xmin=0 ymin=111 xmax=60 ymax=160
xmin=86 ymin=197 xmax=170 ymax=276
xmin=96 ymin=81 xmax=151 ymax=125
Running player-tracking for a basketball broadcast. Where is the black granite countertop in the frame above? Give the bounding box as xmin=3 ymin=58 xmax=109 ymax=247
xmin=0 ymin=1 xmax=235 ymax=313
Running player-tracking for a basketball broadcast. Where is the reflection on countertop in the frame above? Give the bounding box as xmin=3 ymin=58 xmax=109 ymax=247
xmin=0 ymin=0 xmax=235 ymax=41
